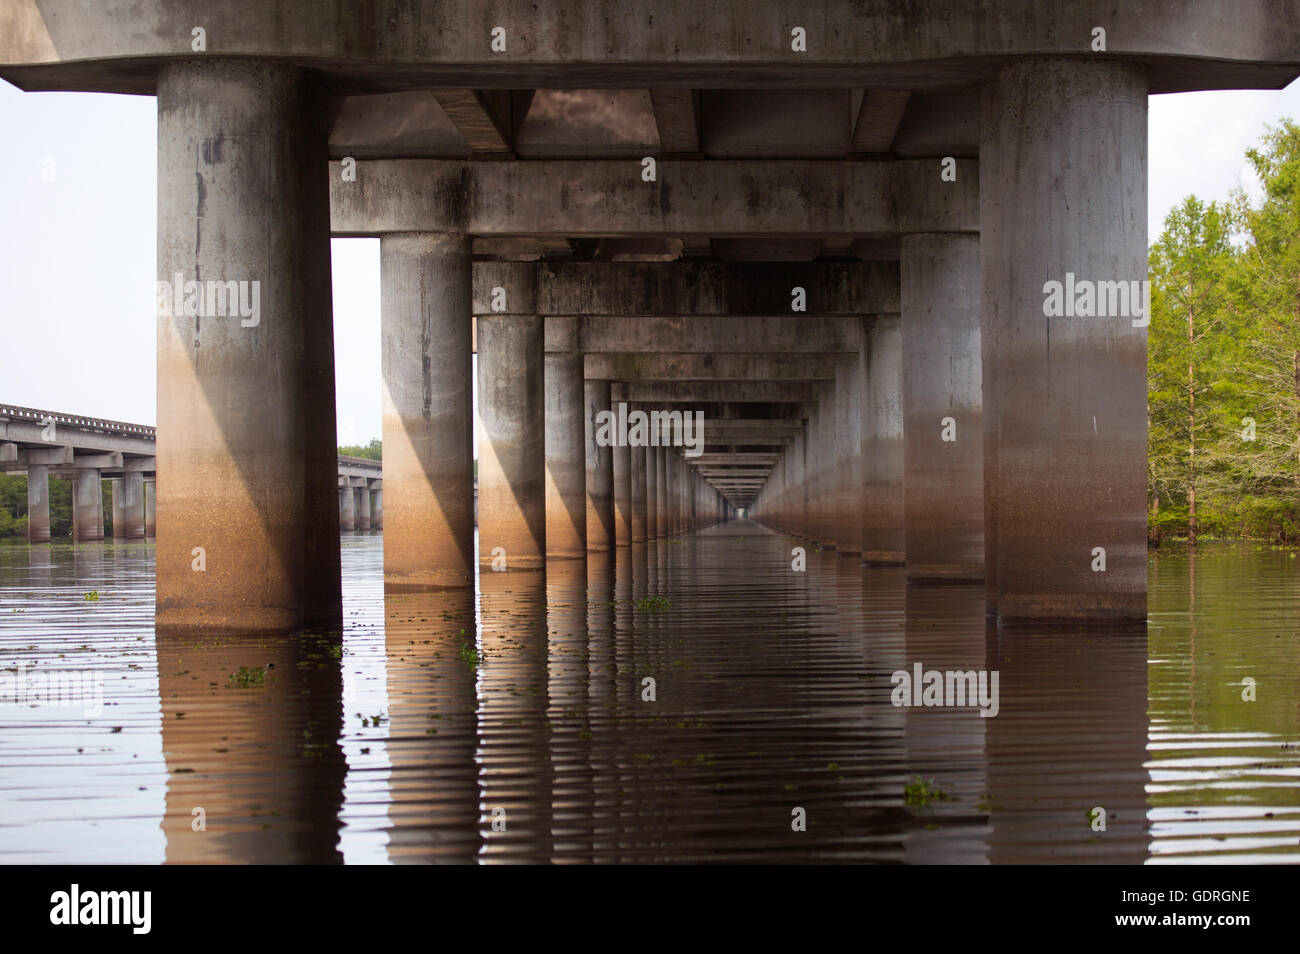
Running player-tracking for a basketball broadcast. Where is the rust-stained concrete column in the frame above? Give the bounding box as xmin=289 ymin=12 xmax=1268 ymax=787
xmin=544 ymin=328 xmax=586 ymax=559
xmin=862 ymin=315 xmax=905 ymax=564
xmin=478 ymin=263 xmax=545 ymax=570
xmin=381 ymin=232 xmax=473 ymax=589
xmin=114 ymin=471 xmax=145 ymax=539
xmin=156 ymin=60 xmax=340 ymax=634
xmin=339 ymin=481 xmax=355 ymax=531
xmin=902 ymin=233 xmax=984 ymax=581
xmin=645 ymin=439 xmax=659 ymax=540
xmin=111 ymin=479 xmax=126 ymax=538
xmin=584 ymin=379 xmax=614 ymax=552
xmin=27 ymin=464 xmax=50 ymax=543
xmin=73 ymin=469 xmax=103 ymax=542
xmin=355 ymin=481 xmax=372 ymax=531
xmin=630 ymin=442 xmax=648 ymax=544
xmin=654 ymin=444 xmax=668 ymax=539
xmin=144 ymin=479 xmax=156 ymax=537
xmin=982 ymin=60 xmax=1148 ymax=622
xmin=835 ymin=353 xmax=863 ymax=557
xmin=611 ymin=385 xmax=632 ymax=547
xmin=370 ymin=486 xmax=382 ymax=529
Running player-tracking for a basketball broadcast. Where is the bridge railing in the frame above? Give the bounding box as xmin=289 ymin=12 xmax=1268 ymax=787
xmin=0 ymin=403 xmax=157 ymax=438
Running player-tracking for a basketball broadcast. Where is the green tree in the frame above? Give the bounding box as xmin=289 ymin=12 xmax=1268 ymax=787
xmin=1148 ymin=196 xmax=1237 ymax=542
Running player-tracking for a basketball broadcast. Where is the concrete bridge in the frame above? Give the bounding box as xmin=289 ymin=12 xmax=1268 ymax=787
xmin=3 ymin=1 xmax=1298 ymax=632
xmin=0 ymin=404 xmax=382 ymax=541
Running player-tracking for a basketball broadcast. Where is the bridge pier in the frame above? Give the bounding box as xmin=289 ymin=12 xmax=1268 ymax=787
xmin=584 ymin=379 xmax=614 ymax=552
xmin=543 ymin=329 xmax=586 ymax=560
xmin=26 ymin=464 xmax=49 ymax=543
xmin=861 ymin=315 xmax=906 ymax=565
xmin=339 ymin=481 xmax=355 ymax=532
xmin=355 ymin=481 xmax=372 ymax=531
xmin=380 ymin=232 xmax=473 ymax=589
xmin=477 ymin=264 xmax=545 ymax=570
xmin=611 ymin=386 xmax=632 ymax=547
xmin=901 ymin=233 xmax=984 ymax=581
xmin=72 ymin=469 xmax=102 ymax=542
xmin=144 ymin=479 xmax=156 ymax=537
xmin=111 ymin=471 xmax=146 ymax=540
xmin=630 ymin=442 xmax=648 ymax=545
xmin=154 ymin=60 xmax=340 ymax=634
xmin=981 ymin=60 xmax=1148 ymax=622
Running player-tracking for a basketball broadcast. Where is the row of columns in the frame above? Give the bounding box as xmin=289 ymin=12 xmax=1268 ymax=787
xmin=338 ymin=481 xmax=384 ymax=532
xmin=23 ymin=466 xmax=156 ymax=543
xmin=755 ymin=234 xmax=983 ymax=584
xmin=153 ymin=56 xmax=1146 ymax=631
xmin=754 ymin=59 xmax=1148 ymax=622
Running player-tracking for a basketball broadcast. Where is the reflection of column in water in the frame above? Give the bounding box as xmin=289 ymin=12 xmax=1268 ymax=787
xmin=545 ymin=557 xmax=592 ymax=860
xmin=984 ymin=625 xmax=1149 ymax=863
xmin=382 ymin=591 xmax=479 ymax=862
xmin=476 ymin=570 xmax=552 ymax=862
xmin=901 ymin=582 xmax=991 ymax=864
xmin=157 ymin=631 xmax=346 ymax=863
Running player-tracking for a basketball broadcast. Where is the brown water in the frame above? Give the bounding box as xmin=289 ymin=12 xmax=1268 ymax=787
xmin=0 ymin=523 xmax=1296 ymax=863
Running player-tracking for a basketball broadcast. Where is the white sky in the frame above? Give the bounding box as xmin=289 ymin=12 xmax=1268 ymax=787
xmin=2 ymin=78 xmax=1299 ymax=439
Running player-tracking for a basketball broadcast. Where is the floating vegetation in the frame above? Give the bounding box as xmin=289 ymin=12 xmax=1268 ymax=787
xmin=635 ymin=596 xmax=671 ymax=612
xmin=457 ymin=628 xmax=480 ymax=671
xmin=228 ymin=665 xmax=267 ymax=688
xmin=904 ymin=775 xmax=955 ymax=807
xmin=82 ymin=591 xmax=100 ymax=602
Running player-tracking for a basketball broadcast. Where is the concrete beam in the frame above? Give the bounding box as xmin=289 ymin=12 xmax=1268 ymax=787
xmin=586 ymin=353 xmax=835 ymax=381
xmin=623 ymin=382 xmax=819 ymax=404
xmin=852 ymin=90 xmax=911 ymax=152
xmin=331 ymin=159 xmax=977 ymax=237
xmin=649 ymin=89 xmax=700 ymax=153
xmin=572 ymin=316 xmax=861 ymax=354
xmin=432 ymin=89 xmax=511 ymax=153
xmin=5 ymin=2 xmax=1298 ymax=95
xmin=533 ymin=261 xmax=899 ymax=315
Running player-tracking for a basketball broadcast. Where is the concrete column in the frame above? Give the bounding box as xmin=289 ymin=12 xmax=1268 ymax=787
xmin=901 ymin=233 xmax=984 ymax=581
xmin=478 ymin=263 xmax=545 ymax=569
xmin=156 ymin=60 xmax=340 ymax=633
xmin=380 ymin=232 xmax=473 ymax=589
xmin=111 ymin=479 xmax=126 ymax=538
xmin=611 ymin=391 xmax=632 ymax=547
xmin=817 ymin=389 xmax=837 ymax=549
xmin=630 ymin=443 xmax=647 ymax=544
xmin=862 ymin=315 xmax=905 ymax=564
xmin=355 ymin=482 xmax=372 ymax=531
xmin=339 ymin=482 xmax=355 ymax=531
xmin=645 ymin=441 xmax=658 ymax=540
xmin=27 ymin=464 xmax=50 ymax=543
xmin=584 ymin=379 xmax=614 ymax=552
xmin=73 ymin=469 xmax=103 ymax=542
xmin=544 ymin=346 xmax=586 ymax=559
xmin=144 ymin=479 xmax=156 ymax=537
xmin=835 ymin=353 xmax=863 ymax=556
xmin=370 ymin=487 xmax=383 ymax=529
xmin=982 ymin=60 xmax=1148 ymax=621
xmin=655 ymin=444 xmax=668 ymax=539
xmin=121 ymin=471 xmax=145 ymax=539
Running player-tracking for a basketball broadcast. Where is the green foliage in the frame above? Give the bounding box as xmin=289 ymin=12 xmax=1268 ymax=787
xmin=338 ymin=438 xmax=382 ymax=460
xmin=1149 ymin=118 xmax=1300 ymax=543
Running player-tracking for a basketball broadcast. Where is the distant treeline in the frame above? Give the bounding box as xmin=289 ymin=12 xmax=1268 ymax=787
xmin=1148 ymin=119 xmax=1300 ymax=544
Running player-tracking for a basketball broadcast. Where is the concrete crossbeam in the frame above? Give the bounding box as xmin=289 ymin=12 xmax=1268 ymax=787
xmin=533 ymin=262 xmax=899 ymax=316
xmin=331 ymin=159 xmax=977 ymax=237
xmin=586 ymin=353 xmax=835 ymax=381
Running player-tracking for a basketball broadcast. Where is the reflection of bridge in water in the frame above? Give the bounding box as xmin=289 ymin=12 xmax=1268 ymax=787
xmin=0 ymin=404 xmax=382 ymax=541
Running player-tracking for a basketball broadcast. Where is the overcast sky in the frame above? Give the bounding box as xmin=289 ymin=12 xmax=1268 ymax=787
xmin=2 ymin=78 xmax=1299 ymax=439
